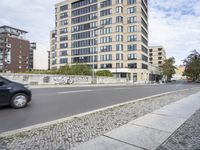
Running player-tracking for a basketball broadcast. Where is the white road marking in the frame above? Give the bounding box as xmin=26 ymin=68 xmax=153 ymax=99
xmin=58 ymin=90 xmax=93 ymax=94
xmin=113 ymin=87 xmax=130 ymax=90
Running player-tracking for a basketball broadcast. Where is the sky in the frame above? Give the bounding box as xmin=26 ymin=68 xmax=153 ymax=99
xmin=0 ymin=0 xmax=199 ymax=69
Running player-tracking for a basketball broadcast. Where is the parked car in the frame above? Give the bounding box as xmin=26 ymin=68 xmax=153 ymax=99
xmin=0 ymin=76 xmax=31 ymax=108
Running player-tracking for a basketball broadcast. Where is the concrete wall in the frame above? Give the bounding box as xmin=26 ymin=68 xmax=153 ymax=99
xmin=0 ymin=73 xmax=127 ymax=85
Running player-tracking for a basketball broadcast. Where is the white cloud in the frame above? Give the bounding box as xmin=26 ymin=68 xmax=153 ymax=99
xmin=149 ymin=0 xmax=200 ymax=65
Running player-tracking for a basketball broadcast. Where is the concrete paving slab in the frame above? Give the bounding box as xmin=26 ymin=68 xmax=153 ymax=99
xmin=105 ymin=124 xmax=171 ymax=150
xmin=153 ymin=101 xmax=199 ymax=119
xmin=71 ymin=136 xmax=142 ymax=150
xmin=129 ymin=113 xmax=186 ymax=133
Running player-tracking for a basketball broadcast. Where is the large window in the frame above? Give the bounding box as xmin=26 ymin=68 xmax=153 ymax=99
xmin=72 ymin=30 xmax=96 ymax=40
xmin=127 ymin=7 xmax=136 ymax=14
xmin=72 ymin=0 xmax=97 ymax=9
xmin=116 ymin=16 xmax=123 ymax=23
xmin=101 ymin=64 xmax=112 ymax=68
xmin=100 ymin=9 xmax=112 ymax=16
xmin=100 ymin=27 xmax=112 ymax=34
xmin=128 ymin=63 xmax=137 ymax=68
xmin=116 ymin=0 xmax=123 ymax=4
xmin=100 ymin=45 xmax=112 ymax=52
xmin=101 ymin=0 xmax=112 ymax=8
xmin=60 ymin=58 xmax=68 ymax=64
xmin=116 ymin=6 xmax=123 ymax=13
xmin=127 ymin=26 xmax=137 ymax=32
xmin=72 ymin=4 xmax=97 ymax=17
xmin=60 ymin=5 xmax=68 ymax=11
xmin=100 ymin=36 xmax=112 ymax=43
xmin=60 ymin=43 xmax=68 ymax=49
xmin=128 ymin=54 xmax=137 ymax=60
xmin=127 ymin=16 xmax=137 ymax=23
xmin=72 ymin=39 xmax=96 ymax=48
xmin=116 ymin=44 xmax=123 ymax=51
xmin=127 ymin=35 xmax=137 ymax=42
xmin=127 ymin=44 xmax=137 ymax=51
xmin=100 ymin=54 xmax=112 ymax=61
xmin=100 ymin=18 xmax=112 ymax=25
xmin=127 ymin=0 xmax=136 ymax=4
xmin=72 ymin=22 xmax=97 ymax=32
xmin=59 ymin=51 xmax=68 ymax=56
xmin=116 ymin=35 xmax=123 ymax=41
xmin=72 ymin=13 xmax=97 ymax=24
xmin=116 ymin=25 xmax=123 ymax=32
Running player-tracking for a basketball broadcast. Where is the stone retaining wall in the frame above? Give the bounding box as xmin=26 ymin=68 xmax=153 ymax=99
xmin=0 ymin=73 xmax=127 ymax=85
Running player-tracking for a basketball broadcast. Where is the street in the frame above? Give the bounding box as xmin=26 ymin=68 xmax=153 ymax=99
xmin=0 ymin=82 xmax=199 ymax=133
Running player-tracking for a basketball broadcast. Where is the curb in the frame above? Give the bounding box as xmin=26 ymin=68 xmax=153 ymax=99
xmin=0 ymin=87 xmax=199 ymax=137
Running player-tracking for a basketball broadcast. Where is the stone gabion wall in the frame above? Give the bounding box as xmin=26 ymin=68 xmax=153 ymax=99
xmin=0 ymin=73 xmax=127 ymax=85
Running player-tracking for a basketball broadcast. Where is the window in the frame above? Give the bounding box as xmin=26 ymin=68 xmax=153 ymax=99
xmin=116 ymin=25 xmax=123 ymax=32
xmin=60 ymin=12 xmax=68 ymax=19
xmin=100 ymin=45 xmax=112 ymax=52
xmin=72 ymin=13 xmax=97 ymax=24
xmin=127 ymin=7 xmax=136 ymax=14
xmin=128 ymin=54 xmax=137 ymax=60
xmin=72 ymin=0 xmax=97 ymax=9
xmin=72 ymin=4 xmax=97 ymax=17
xmin=100 ymin=9 xmax=112 ymax=16
xmin=100 ymin=54 xmax=112 ymax=61
xmin=116 ymin=16 xmax=123 ymax=23
xmin=127 ymin=16 xmax=137 ymax=23
xmin=100 ymin=18 xmax=112 ymax=25
xmin=128 ymin=63 xmax=137 ymax=68
xmin=116 ymin=44 xmax=123 ymax=51
xmin=101 ymin=0 xmax=112 ymax=8
xmin=116 ymin=6 xmax=123 ymax=13
xmin=142 ymin=45 xmax=148 ymax=54
xmin=60 ymin=28 xmax=68 ymax=34
xmin=116 ymin=0 xmax=123 ymax=4
xmin=60 ymin=20 xmax=68 ymax=26
xmin=141 ymin=36 xmax=148 ymax=45
xmin=127 ymin=35 xmax=137 ymax=42
xmin=142 ymin=55 xmax=148 ymax=62
xmin=100 ymin=27 xmax=112 ymax=34
xmin=127 ymin=26 xmax=137 ymax=32
xmin=100 ymin=36 xmax=112 ymax=43
xmin=127 ymin=0 xmax=136 ymax=4
xmin=116 ymin=35 xmax=123 ymax=41
xmin=142 ymin=63 xmax=148 ymax=69
xmin=127 ymin=44 xmax=137 ymax=51
xmin=60 ymin=43 xmax=68 ymax=49
xmin=60 ymin=5 xmax=68 ymax=11
xmin=116 ymin=53 xmax=123 ymax=60
xmin=60 ymin=51 xmax=68 ymax=56
xmin=60 ymin=35 xmax=68 ymax=41
xmin=60 ymin=58 xmax=68 ymax=64
xmin=101 ymin=64 xmax=112 ymax=68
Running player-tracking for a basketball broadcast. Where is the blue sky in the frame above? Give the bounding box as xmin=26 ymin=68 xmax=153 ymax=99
xmin=0 ymin=0 xmax=199 ymax=69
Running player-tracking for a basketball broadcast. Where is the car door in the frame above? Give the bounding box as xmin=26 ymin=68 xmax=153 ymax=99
xmin=0 ymin=80 xmax=10 ymax=105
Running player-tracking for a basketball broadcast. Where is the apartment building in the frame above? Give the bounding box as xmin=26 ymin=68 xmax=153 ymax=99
xmin=51 ymin=0 xmax=149 ymax=82
xmin=0 ymin=26 xmax=32 ymax=72
xmin=149 ymin=46 xmax=166 ymax=67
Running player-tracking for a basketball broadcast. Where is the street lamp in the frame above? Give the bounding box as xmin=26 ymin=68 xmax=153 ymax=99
xmin=91 ymin=25 xmax=105 ymax=84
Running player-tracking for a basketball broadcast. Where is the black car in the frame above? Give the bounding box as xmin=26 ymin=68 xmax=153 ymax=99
xmin=0 ymin=76 xmax=31 ymax=108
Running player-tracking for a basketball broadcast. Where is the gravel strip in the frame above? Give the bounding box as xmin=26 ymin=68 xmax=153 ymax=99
xmin=157 ymin=108 xmax=200 ymax=150
xmin=0 ymin=88 xmax=200 ymax=150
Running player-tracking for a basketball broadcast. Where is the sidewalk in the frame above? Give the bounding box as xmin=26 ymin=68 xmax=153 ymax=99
xmin=29 ymin=83 xmax=163 ymax=89
xmin=71 ymin=92 xmax=200 ymax=150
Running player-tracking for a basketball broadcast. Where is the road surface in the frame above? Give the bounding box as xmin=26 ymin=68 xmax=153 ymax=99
xmin=0 ymin=82 xmax=199 ymax=133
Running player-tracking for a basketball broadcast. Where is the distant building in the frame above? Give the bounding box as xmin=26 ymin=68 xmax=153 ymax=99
xmin=50 ymin=30 xmax=56 ymax=70
xmin=29 ymin=42 xmax=36 ymax=70
xmin=47 ymin=50 xmax=51 ymax=70
xmin=0 ymin=25 xmax=34 ymax=72
xmin=149 ymin=46 xmax=166 ymax=67
xmin=172 ymin=65 xmax=187 ymax=80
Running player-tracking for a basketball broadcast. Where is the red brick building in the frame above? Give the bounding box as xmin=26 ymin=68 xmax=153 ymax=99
xmin=0 ymin=26 xmax=34 ymax=72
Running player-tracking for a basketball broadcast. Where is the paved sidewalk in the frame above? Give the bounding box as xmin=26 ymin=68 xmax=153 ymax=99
xmin=71 ymin=92 xmax=200 ymax=150
xmin=29 ymin=83 xmax=163 ymax=89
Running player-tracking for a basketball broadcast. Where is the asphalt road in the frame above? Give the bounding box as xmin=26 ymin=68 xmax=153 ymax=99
xmin=0 ymin=82 xmax=199 ymax=133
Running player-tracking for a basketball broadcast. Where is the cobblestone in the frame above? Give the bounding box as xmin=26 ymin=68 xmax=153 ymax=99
xmin=157 ymin=108 xmax=200 ymax=150
xmin=0 ymin=88 xmax=199 ymax=150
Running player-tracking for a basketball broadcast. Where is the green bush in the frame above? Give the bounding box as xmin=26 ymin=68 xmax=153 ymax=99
xmin=96 ymin=70 xmax=113 ymax=77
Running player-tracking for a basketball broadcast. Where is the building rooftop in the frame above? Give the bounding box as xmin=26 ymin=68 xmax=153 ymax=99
xmin=0 ymin=25 xmax=28 ymax=34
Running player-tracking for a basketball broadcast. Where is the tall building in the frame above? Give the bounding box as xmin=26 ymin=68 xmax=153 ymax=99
xmin=0 ymin=26 xmax=32 ymax=72
xmin=50 ymin=30 xmax=56 ymax=69
xmin=149 ymin=46 xmax=166 ymax=67
xmin=51 ymin=0 xmax=149 ymax=82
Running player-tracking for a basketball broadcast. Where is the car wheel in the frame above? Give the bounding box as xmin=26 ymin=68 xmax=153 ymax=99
xmin=11 ymin=93 xmax=28 ymax=109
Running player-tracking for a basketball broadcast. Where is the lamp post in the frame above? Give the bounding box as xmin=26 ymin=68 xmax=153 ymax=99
xmin=91 ymin=25 xmax=105 ymax=84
